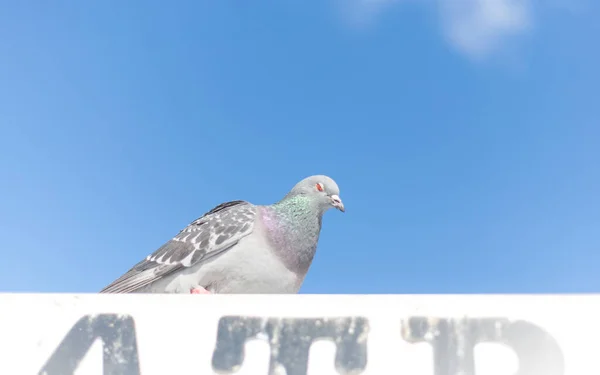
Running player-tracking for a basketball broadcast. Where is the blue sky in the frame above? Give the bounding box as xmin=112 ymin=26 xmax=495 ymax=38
xmin=0 ymin=1 xmax=598 ymax=294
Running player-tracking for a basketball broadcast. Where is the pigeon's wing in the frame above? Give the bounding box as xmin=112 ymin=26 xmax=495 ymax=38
xmin=100 ymin=200 xmax=256 ymax=293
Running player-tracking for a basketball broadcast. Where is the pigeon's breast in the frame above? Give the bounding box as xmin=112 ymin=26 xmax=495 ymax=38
xmin=156 ymin=232 xmax=301 ymax=293
xmin=257 ymin=206 xmax=320 ymax=276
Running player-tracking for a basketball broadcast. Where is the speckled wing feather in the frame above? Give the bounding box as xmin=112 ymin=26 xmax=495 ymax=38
xmin=100 ymin=200 xmax=256 ymax=293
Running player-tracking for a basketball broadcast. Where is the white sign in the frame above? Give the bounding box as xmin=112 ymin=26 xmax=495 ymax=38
xmin=0 ymin=294 xmax=596 ymax=375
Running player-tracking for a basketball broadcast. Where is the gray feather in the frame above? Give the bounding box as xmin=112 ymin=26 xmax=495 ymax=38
xmin=100 ymin=200 xmax=255 ymax=293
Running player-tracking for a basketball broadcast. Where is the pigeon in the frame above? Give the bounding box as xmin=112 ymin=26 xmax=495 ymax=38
xmin=100 ymin=175 xmax=344 ymax=294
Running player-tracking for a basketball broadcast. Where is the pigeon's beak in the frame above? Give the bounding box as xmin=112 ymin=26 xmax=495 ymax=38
xmin=330 ymin=194 xmax=345 ymax=212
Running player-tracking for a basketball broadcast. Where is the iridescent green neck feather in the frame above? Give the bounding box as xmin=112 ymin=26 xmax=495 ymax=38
xmin=260 ymin=194 xmax=324 ymax=275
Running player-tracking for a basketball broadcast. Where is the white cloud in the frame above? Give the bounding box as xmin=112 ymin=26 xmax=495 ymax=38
xmin=438 ymin=0 xmax=532 ymax=59
xmin=335 ymin=0 xmax=533 ymax=60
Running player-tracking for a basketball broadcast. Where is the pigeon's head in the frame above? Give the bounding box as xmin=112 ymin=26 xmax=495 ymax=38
xmin=287 ymin=175 xmax=345 ymax=213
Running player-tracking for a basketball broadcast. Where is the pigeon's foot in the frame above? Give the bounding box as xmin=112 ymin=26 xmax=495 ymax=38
xmin=190 ymin=286 xmax=211 ymax=294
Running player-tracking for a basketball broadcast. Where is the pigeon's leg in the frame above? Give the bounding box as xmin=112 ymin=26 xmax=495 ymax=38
xmin=190 ymin=286 xmax=211 ymax=294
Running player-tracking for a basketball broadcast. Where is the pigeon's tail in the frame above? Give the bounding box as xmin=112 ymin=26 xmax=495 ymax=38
xmin=99 ymin=267 xmax=165 ymax=294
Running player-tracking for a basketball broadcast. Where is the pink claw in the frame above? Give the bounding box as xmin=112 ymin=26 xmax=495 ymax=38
xmin=190 ymin=287 xmax=211 ymax=294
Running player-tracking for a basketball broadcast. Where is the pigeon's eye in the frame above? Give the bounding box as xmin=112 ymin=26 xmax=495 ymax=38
xmin=316 ymin=183 xmax=324 ymax=192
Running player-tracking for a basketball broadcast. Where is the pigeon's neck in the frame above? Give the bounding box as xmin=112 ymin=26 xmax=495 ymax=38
xmin=260 ymin=195 xmax=323 ymax=275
